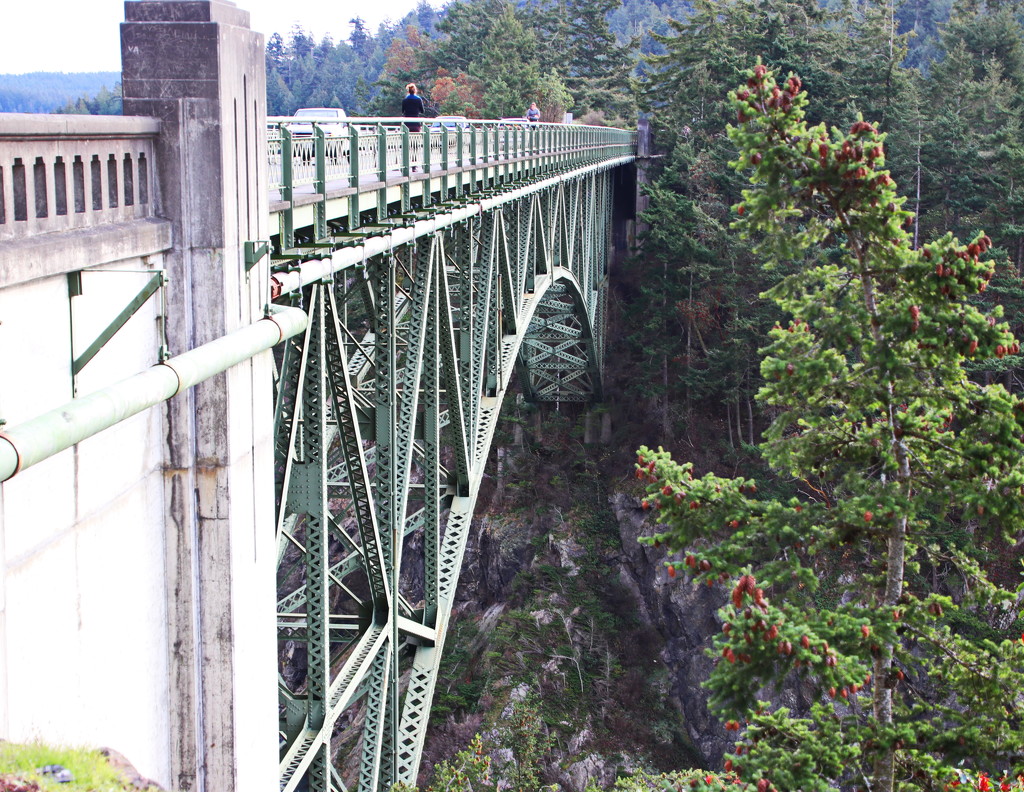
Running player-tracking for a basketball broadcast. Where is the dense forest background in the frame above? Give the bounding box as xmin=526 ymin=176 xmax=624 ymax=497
xmin=258 ymin=0 xmax=660 ymax=123
xmin=627 ymin=0 xmax=1024 ymax=450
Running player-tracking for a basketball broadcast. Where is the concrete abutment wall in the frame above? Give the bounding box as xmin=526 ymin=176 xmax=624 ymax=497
xmin=121 ymin=2 xmax=275 ymax=789
xmin=0 ymin=2 xmax=277 ymax=790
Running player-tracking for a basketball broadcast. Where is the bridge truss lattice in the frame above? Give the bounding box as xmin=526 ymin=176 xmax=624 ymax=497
xmin=274 ymin=167 xmax=615 ymax=792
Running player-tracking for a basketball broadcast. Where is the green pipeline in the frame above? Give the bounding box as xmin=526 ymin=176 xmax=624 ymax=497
xmin=0 ymin=307 xmax=308 ymax=483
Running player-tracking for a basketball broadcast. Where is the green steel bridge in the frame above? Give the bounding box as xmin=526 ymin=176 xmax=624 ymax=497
xmin=0 ymin=98 xmax=634 ymax=792
xmin=264 ymin=117 xmax=636 ymax=791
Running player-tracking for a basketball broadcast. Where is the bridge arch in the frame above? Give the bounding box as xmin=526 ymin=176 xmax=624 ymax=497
xmin=274 ymin=165 xmax=618 ymax=791
xmin=520 ymin=268 xmax=603 ymax=404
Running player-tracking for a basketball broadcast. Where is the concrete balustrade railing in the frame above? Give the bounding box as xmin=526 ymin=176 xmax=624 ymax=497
xmin=266 ymin=115 xmax=636 ymax=194
xmin=0 ymin=114 xmax=160 ymax=242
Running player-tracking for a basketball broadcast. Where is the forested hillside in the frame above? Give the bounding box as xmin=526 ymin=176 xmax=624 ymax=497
xmin=632 ymin=55 xmax=1024 ymax=790
xmin=261 ymin=0 xmax=955 ymax=122
xmin=621 ymin=4 xmax=1024 ymax=783
xmin=7 ymin=0 xmax=957 ymax=122
xmin=0 ymin=72 xmax=119 ymax=113
xmin=626 ymin=0 xmax=1024 ymax=443
xmin=265 ymin=0 xmax=641 ymax=122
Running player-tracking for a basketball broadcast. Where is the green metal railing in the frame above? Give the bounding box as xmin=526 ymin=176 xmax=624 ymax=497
xmin=267 ymin=116 xmax=635 ymax=192
xmin=265 ymin=116 xmax=636 ymax=252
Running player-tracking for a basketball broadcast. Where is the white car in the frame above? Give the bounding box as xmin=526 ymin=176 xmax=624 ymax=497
xmin=430 ymin=115 xmax=470 ymax=131
xmin=286 ymin=107 xmax=348 ymax=137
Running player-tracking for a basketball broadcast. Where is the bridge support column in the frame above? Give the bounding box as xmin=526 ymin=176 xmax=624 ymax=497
xmin=121 ymin=3 xmax=274 ymax=791
xmin=633 ymin=117 xmax=652 ymax=247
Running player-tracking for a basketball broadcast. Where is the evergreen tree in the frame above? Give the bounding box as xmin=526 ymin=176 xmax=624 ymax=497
xmin=289 ymin=25 xmax=316 ymax=60
xmin=895 ymin=0 xmax=954 ymax=69
xmin=631 ymin=0 xmax=921 ymax=434
xmin=349 ymin=18 xmax=372 ymax=59
xmin=918 ymin=8 xmax=1024 ymax=247
xmin=55 ymin=82 xmax=122 ymax=115
xmin=562 ymin=0 xmax=637 ymax=120
xmin=266 ymin=68 xmax=294 ymax=115
xmin=606 ymin=0 xmax=676 ymax=52
xmin=527 ymin=0 xmax=573 ymax=78
xmin=831 ymin=0 xmax=915 ymax=132
xmin=266 ymin=32 xmax=286 ymax=72
xmin=414 ymin=0 xmax=442 ymax=34
xmin=469 ymin=3 xmax=545 ymax=118
xmin=427 ymin=0 xmax=505 ymax=75
xmin=313 ymin=34 xmax=334 ymax=68
xmin=351 ymin=76 xmax=373 ymax=115
xmin=633 ymin=0 xmax=833 ymax=426
xmin=909 ymin=5 xmax=1024 ymax=391
xmin=638 ymin=65 xmax=1024 ymax=792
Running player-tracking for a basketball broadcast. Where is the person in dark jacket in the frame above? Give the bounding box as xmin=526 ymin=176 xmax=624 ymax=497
xmin=402 ymin=83 xmax=424 ymax=132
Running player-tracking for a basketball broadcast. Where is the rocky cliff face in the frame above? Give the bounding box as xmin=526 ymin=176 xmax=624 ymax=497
xmin=418 ymin=443 xmax=733 ymax=790
xmin=609 ymin=492 xmax=731 ymax=767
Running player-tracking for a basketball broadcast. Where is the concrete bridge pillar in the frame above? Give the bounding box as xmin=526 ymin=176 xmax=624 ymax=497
xmin=633 ymin=117 xmax=651 ymax=246
xmin=121 ymin=3 xmax=275 ymax=791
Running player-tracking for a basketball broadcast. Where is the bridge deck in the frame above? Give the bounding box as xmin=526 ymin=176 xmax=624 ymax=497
xmin=264 ymin=118 xmax=635 ymax=254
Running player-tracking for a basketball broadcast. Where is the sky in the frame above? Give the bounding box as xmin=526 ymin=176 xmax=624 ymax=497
xmin=1 ymin=0 xmax=438 ymax=75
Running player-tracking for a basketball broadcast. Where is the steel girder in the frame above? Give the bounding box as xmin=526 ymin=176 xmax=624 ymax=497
xmin=274 ymin=169 xmax=615 ymax=792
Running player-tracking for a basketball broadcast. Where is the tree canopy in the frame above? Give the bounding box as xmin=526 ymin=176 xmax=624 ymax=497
xmin=638 ymin=63 xmax=1024 ymax=792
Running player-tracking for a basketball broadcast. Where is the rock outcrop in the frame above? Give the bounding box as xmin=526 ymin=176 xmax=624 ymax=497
xmin=419 ymin=466 xmax=734 ymax=790
xmin=610 ymin=492 xmax=730 ymax=766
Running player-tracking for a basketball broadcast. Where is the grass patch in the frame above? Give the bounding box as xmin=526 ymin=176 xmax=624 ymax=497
xmin=0 ymin=742 xmax=135 ymax=791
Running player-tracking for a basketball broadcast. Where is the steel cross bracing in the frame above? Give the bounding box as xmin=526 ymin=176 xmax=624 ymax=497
xmin=273 ymin=168 xmax=615 ymax=792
